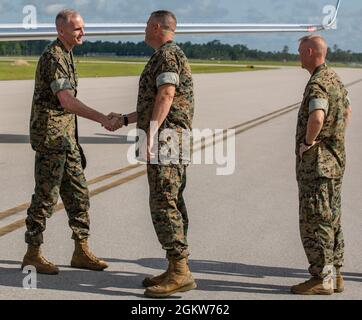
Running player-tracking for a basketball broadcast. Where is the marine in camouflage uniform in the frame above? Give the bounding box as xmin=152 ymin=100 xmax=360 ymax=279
xmin=26 ymin=38 xmax=90 ymax=246
xmin=22 ymin=10 xmax=110 ymax=275
xmin=137 ymin=40 xmax=194 ymax=261
xmin=295 ymin=62 xmax=350 ymax=290
xmin=112 ymin=10 xmax=197 ymax=298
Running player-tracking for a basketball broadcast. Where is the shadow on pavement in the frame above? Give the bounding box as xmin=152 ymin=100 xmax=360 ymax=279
xmin=1 ymin=258 xmax=361 ymax=297
xmin=0 ymin=259 xmax=149 ymax=299
xmin=109 ymin=257 xmax=362 ymax=295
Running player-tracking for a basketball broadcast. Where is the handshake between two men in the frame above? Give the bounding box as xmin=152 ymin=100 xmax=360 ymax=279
xmin=101 ymin=112 xmax=126 ymax=132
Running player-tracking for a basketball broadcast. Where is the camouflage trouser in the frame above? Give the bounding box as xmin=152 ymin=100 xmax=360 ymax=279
xmin=25 ymin=147 xmax=90 ymax=245
xmin=147 ymin=164 xmax=189 ymax=260
xmin=298 ymin=178 xmax=344 ymax=279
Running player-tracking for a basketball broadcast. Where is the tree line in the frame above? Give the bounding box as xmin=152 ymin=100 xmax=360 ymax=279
xmin=0 ymin=39 xmax=361 ymax=63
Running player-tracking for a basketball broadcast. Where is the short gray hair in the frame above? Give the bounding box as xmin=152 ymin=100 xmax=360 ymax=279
xmin=150 ymin=10 xmax=177 ymax=32
xmin=55 ymin=9 xmax=80 ymax=28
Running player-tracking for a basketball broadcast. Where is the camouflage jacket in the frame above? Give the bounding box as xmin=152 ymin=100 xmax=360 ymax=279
xmin=30 ymin=38 xmax=78 ymax=152
xmin=296 ymin=63 xmax=350 ymax=181
xmin=136 ymin=41 xmax=194 ymax=163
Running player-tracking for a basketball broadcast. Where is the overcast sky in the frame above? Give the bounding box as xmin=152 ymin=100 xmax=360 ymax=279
xmin=0 ymin=0 xmax=361 ymax=53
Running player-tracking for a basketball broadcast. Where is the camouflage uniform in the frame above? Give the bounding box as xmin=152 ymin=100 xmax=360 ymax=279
xmin=137 ymin=40 xmax=194 ymax=260
xmin=295 ymin=63 xmax=350 ymax=279
xmin=26 ymin=39 xmax=90 ymax=245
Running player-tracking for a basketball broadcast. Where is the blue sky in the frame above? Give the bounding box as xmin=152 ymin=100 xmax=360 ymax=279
xmin=0 ymin=0 xmax=361 ymax=53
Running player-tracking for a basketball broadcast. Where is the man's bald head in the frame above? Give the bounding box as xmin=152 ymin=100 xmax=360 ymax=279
xmin=298 ymin=34 xmax=329 ymax=74
xmin=299 ymin=35 xmax=328 ymax=58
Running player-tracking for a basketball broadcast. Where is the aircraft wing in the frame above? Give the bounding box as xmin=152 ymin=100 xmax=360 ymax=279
xmin=0 ymin=0 xmax=341 ymax=41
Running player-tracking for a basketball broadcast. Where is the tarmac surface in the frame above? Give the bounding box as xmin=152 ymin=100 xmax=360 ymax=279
xmin=0 ymin=67 xmax=361 ymax=300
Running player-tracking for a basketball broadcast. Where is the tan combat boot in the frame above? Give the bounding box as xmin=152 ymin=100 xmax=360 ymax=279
xmin=143 ymin=257 xmax=190 ymax=287
xmin=142 ymin=261 xmax=173 ymax=287
xmin=70 ymin=239 xmax=108 ymax=271
xmin=144 ymin=258 xmax=197 ymax=298
xmin=291 ymin=277 xmax=334 ymax=295
xmin=335 ymin=269 xmax=344 ymax=293
xmin=21 ymin=245 xmax=59 ymax=275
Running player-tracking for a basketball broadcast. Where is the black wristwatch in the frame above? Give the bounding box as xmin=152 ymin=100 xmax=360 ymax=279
xmin=304 ymin=139 xmax=313 ymax=147
xmin=123 ymin=114 xmax=129 ymax=127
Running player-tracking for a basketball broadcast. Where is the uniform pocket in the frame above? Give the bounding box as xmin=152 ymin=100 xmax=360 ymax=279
xmin=314 ymin=182 xmax=332 ymax=223
xmin=157 ymin=165 xmax=182 ymax=202
xmin=44 ymin=109 xmax=74 ymax=150
xmin=297 ymin=143 xmax=320 ymax=179
xmin=156 ymin=166 xmax=173 ymax=194
xmin=300 ymin=180 xmax=332 ymax=224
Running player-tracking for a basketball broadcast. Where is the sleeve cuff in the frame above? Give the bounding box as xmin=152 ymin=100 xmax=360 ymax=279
xmin=50 ymin=78 xmax=73 ymax=94
xmin=156 ymin=72 xmax=179 ymax=88
xmin=309 ymin=98 xmax=329 ymax=115
xmin=346 ymin=96 xmax=351 ymax=106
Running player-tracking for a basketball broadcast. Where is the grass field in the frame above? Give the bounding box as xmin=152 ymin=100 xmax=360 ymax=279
xmin=0 ymin=58 xmax=268 ymax=80
xmin=70 ymin=56 xmax=362 ymax=68
xmin=62 ymin=56 xmax=362 ymax=67
xmin=1 ymin=55 xmax=360 ymax=80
